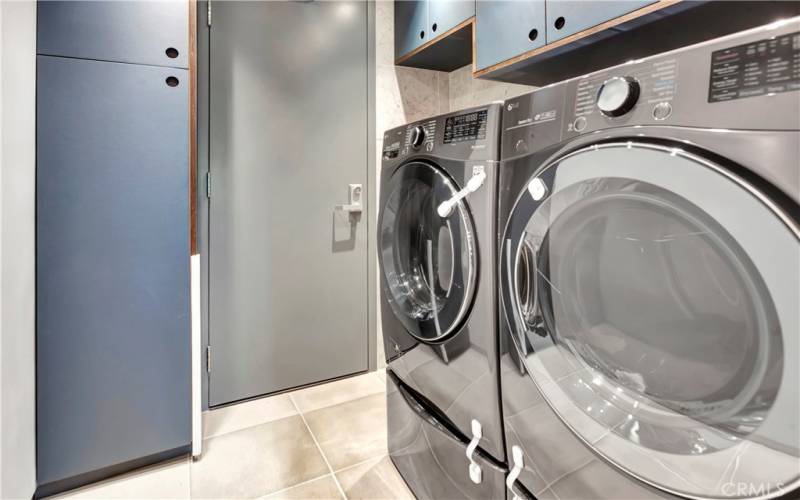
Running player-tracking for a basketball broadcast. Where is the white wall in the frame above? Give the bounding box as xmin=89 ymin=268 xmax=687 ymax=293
xmin=0 ymin=1 xmax=38 ymax=498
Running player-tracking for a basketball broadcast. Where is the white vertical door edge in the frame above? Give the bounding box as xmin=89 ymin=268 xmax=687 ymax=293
xmin=191 ymin=254 xmax=202 ymax=457
xmin=0 ymin=0 xmax=37 ymax=497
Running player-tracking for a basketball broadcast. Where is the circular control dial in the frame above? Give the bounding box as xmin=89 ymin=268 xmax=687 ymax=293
xmin=410 ymin=126 xmax=426 ymax=148
xmin=597 ymin=76 xmax=640 ymax=117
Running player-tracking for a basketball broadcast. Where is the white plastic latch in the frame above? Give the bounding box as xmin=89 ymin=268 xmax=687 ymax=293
xmin=506 ymin=445 xmax=525 ymax=500
xmin=527 ymin=177 xmax=548 ymax=201
xmin=335 ymin=184 xmax=363 ymax=213
xmin=466 ymin=419 xmax=483 ymax=484
xmin=438 ymin=170 xmax=487 ymax=218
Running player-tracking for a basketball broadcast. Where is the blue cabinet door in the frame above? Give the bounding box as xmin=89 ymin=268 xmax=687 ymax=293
xmin=395 ymin=0 xmax=428 ymax=58
xmin=428 ymin=0 xmax=474 ymax=38
xmin=36 ymin=55 xmax=190 ymax=488
xmin=545 ymin=0 xmax=657 ymax=43
xmin=37 ymin=1 xmax=188 ymax=68
xmin=475 ymin=0 xmax=546 ymax=71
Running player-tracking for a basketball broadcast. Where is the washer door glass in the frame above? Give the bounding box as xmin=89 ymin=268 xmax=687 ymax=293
xmin=501 ymin=143 xmax=799 ymax=499
xmin=380 ymin=161 xmax=476 ymax=342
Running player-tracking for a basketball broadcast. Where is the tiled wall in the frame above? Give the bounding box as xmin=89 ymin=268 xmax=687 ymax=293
xmin=373 ymin=0 xmax=535 ymax=368
xmin=448 ymin=64 xmax=534 ymax=110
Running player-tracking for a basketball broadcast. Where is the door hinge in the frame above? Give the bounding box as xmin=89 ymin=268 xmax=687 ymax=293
xmin=206 ymin=171 xmax=212 ymax=198
xmin=206 ymin=0 xmax=212 ymax=27
xmin=206 ymin=346 xmax=212 ymax=372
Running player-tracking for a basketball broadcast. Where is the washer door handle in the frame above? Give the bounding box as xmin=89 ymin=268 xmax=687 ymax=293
xmin=438 ymin=169 xmax=486 ymax=218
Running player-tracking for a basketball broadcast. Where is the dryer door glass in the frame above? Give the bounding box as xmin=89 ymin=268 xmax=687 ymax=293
xmin=500 ymin=142 xmax=799 ymax=499
xmin=380 ymin=161 xmax=477 ymax=342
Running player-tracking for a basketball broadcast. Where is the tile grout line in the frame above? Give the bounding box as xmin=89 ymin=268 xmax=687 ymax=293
xmin=289 ymin=394 xmax=349 ymax=500
xmin=331 ymin=452 xmax=389 ymax=475
xmin=256 ymin=471 xmax=337 ymax=500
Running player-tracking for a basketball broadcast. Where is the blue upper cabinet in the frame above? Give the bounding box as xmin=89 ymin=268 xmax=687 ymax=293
xmin=428 ymin=0 xmax=475 ymax=38
xmin=37 ymin=1 xmax=188 ymax=68
xmin=475 ymin=0 xmax=546 ymax=71
xmin=395 ymin=1 xmax=429 ymax=59
xmin=545 ymin=0 xmax=657 ymax=43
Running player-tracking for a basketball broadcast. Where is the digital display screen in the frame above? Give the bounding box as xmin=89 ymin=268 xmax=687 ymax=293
xmin=444 ymin=109 xmax=488 ymax=144
xmin=709 ymin=31 xmax=800 ymax=102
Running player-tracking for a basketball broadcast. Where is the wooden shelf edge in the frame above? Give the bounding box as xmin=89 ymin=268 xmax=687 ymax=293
xmin=395 ymin=16 xmax=475 ymax=67
xmin=189 ymin=0 xmax=198 ymax=256
xmin=471 ymin=0 xmax=683 ymax=79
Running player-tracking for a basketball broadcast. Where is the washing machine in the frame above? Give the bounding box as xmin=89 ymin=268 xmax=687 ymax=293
xmin=498 ymin=19 xmax=800 ymax=500
xmin=378 ymin=104 xmax=507 ymax=498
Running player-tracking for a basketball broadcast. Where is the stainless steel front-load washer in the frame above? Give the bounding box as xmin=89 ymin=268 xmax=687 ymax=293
xmin=379 ymin=104 xmax=506 ymax=499
xmin=498 ymin=19 xmax=800 ymax=500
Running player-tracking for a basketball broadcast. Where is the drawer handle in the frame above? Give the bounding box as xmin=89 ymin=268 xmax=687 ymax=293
xmin=466 ymin=419 xmax=483 ymax=484
xmin=506 ymin=446 xmax=525 ymax=500
xmin=554 ymin=16 xmax=565 ymax=30
xmin=166 ymin=76 xmax=180 ymax=87
xmin=528 ymin=29 xmax=538 ymax=42
xmin=166 ymin=47 xmax=179 ymax=59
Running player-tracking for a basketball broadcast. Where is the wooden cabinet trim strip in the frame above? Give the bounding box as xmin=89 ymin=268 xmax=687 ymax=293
xmin=471 ymin=0 xmax=682 ymax=78
xmin=395 ymin=16 xmax=475 ymax=66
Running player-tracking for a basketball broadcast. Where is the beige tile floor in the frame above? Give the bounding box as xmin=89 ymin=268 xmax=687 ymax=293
xmin=52 ymin=369 xmax=415 ymax=500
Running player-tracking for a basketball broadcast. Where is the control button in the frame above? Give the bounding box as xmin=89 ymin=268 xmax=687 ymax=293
xmin=514 ymin=139 xmax=527 ymax=153
xmin=573 ymin=116 xmax=587 ymax=132
xmin=652 ymin=101 xmax=673 ymax=121
xmin=425 ymin=142 xmax=434 ymax=152
xmin=597 ymin=76 xmax=640 ymax=117
xmin=410 ymin=126 xmax=426 ymax=148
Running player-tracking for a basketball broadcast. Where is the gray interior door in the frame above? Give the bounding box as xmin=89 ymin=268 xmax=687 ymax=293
xmin=208 ymin=1 xmax=369 ymax=406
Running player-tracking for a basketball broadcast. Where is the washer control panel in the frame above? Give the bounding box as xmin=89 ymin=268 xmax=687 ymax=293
xmin=443 ymin=109 xmax=488 ymax=144
xmin=381 ymin=104 xmax=502 ymax=166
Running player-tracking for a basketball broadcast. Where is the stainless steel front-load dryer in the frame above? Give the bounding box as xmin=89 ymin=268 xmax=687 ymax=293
xmin=379 ymin=104 xmax=506 ymax=499
xmin=498 ymin=20 xmax=800 ymax=500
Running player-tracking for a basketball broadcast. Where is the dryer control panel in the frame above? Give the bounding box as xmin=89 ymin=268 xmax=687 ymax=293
xmin=708 ymin=30 xmax=800 ymax=102
xmin=501 ymin=17 xmax=800 ymax=161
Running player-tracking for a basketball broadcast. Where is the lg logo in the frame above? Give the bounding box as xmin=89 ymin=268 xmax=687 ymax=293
xmin=507 ymin=102 xmax=519 ymax=111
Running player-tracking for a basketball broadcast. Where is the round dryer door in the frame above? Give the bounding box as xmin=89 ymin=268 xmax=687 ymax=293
xmin=380 ymin=161 xmax=477 ymax=342
xmin=501 ymin=142 xmax=799 ymax=499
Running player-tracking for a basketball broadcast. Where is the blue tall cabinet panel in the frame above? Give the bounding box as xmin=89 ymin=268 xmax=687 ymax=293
xmin=37 ymin=1 xmax=189 ymax=68
xmin=36 ymin=55 xmax=190 ymax=494
xmin=428 ymin=0 xmax=474 ymax=37
xmin=475 ymin=0 xmax=546 ymax=70
xmin=545 ymin=0 xmax=657 ymax=42
xmin=395 ymin=0 xmax=428 ymax=58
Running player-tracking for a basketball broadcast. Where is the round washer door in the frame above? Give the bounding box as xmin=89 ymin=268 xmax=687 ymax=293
xmin=500 ymin=142 xmax=799 ymax=499
xmin=380 ymin=161 xmax=477 ymax=343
